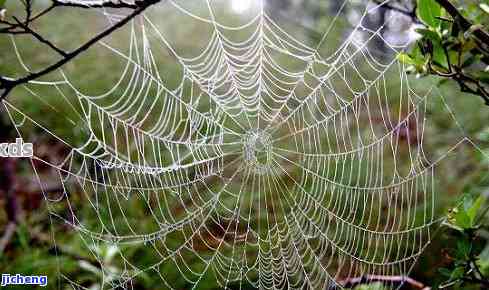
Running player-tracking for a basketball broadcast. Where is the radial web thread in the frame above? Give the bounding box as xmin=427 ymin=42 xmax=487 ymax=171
xmin=2 ymin=0 xmax=484 ymax=289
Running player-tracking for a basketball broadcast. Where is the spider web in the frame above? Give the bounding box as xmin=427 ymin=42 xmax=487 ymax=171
xmin=2 ymin=0 xmax=482 ymax=289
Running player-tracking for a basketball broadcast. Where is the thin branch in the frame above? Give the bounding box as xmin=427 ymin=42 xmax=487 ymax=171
xmin=0 ymin=0 xmax=162 ymax=101
xmin=435 ymin=0 xmax=489 ymax=45
xmin=0 ymin=1 xmax=141 ymax=34
xmin=12 ymin=16 xmax=68 ymax=57
xmin=470 ymin=260 xmax=487 ymax=282
xmin=23 ymin=0 xmax=33 ymax=26
xmin=52 ymin=0 xmax=140 ymax=9
xmin=0 ymin=4 xmax=56 ymax=34
xmin=29 ymin=3 xmax=56 ymax=23
xmin=454 ymin=73 xmax=489 ymax=105
xmin=338 ymin=274 xmax=431 ymax=289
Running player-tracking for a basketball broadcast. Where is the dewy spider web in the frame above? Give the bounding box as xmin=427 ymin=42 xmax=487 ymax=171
xmin=2 ymin=0 xmax=482 ymax=289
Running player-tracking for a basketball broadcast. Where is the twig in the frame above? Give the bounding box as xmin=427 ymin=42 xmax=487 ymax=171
xmin=0 ymin=0 xmax=162 ymax=101
xmin=454 ymin=73 xmax=489 ymax=105
xmin=434 ymin=0 xmax=489 ymax=45
xmin=52 ymin=0 xmax=141 ymax=9
xmin=423 ymin=22 xmax=489 ymax=105
xmin=0 ymin=4 xmax=56 ymax=34
xmin=24 ymin=0 xmax=33 ymax=26
xmin=339 ymin=274 xmax=430 ymax=289
xmin=470 ymin=260 xmax=487 ymax=282
xmin=12 ymin=16 xmax=68 ymax=57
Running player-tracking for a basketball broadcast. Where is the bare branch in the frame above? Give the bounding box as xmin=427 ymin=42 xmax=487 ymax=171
xmin=12 ymin=16 xmax=68 ymax=57
xmin=435 ymin=0 xmax=489 ymax=45
xmin=52 ymin=0 xmax=141 ymax=9
xmin=338 ymin=274 xmax=431 ymax=289
xmin=0 ymin=4 xmax=56 ymax=34
xmin=0 ymin=0 xmax=162 ymax=101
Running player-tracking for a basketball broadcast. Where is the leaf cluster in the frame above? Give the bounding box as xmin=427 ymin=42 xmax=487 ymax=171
xmin=398 ymin=0 xmax=489 ymax=104
xmin=437 ymin=193 xmax=489 ymax=289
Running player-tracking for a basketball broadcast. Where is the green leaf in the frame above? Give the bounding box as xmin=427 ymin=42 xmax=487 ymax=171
xmin=467 ymin=196 xmax=485 ymax=224
xmin=452 ymin=194 xmax=486 ymax=229
xmin=431 ymin=39 xmax=448 ymax=68
xmin=462 ymin=194 xmax=473 ymax=211
xmin=455 ymin=239 xmax=471 ymax=259
xmin=454 ymin=210 xmax=471 ymax=229
xmin=415 ymin=28 xmax=442 ymax=42
xmin=438 ymin=267 xmax=452 ymax=277
xmin=397 ymin=53 xmax=415 ymax=65
xmin=0 ymin=0 xmax=6 ymax=7
xmin=478 ymin=71 xmax=489 ymax=85
xmin=450 ymin=266 xmax=465 ymax=280
xmin=417 ymin=0 xmax=442 ymax=28
xmin=397 ymin=52 xmax=425 ymax=69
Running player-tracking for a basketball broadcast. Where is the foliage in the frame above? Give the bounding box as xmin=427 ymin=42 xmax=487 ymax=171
xmin=433 ymin=193 xmax=489 ymax=289
xmin=399 ymin=0 xmax=489 ymax=104
xmin=399 ymin=1 xmax=489 ymax=286
xmin=396 ymin=3 xmax=489 ymax=285
xmin=0 ymin=0 xmax=489 ymax=289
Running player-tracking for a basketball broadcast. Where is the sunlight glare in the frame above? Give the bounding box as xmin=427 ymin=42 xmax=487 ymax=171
xmin=232 ymin=0 xmax=253 ymax=13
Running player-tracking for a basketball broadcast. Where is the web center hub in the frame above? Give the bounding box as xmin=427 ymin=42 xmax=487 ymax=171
xmin=242 ymin=130 xmax=273 ymax=173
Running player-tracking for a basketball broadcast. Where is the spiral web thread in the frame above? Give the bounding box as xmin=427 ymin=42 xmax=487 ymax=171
xmin=2 ymin=0 xmax=483 ymax=289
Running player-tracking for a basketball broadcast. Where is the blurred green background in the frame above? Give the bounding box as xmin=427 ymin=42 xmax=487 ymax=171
xmin=1 ymin=0 xmax=489 ymax=289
